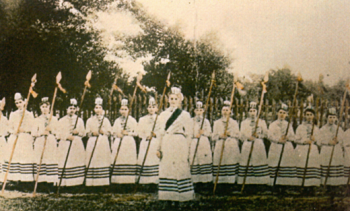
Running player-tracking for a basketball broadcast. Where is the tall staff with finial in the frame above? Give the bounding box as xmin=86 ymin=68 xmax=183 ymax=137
xmin=273 ymin=73 xmax=302 ymax=187
xmin=134 ymin=71 xmax=171 ymax=189
xmin=213 ymin=74 xmax=239 ymax=195
xmin=57 ymin=70 xmax=92 ymax=195
xmin=2 ymin=74 xmax=38 ymax=194
xmin=323 ymin=80 xmax=348 ymax=188
xmin=241 ymin=72 xmax=268 ymax=193
xmin=191 ymin=71 xmax=215 ymax=170
xmin=33 ymin=72 xmax=66 ymax=196
xmin=110 ymin=73 xmax=146 ymax=183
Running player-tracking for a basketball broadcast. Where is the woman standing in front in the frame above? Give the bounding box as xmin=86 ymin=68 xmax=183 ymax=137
xmin=156 ymin=86 xmax=194 ymax=202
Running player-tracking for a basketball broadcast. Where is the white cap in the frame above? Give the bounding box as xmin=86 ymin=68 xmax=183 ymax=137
xmin=41 ymin=97 xmax=49 ymax=103
xmin=279 ymin=103 xmax=288 ymax=112
xmin=170 ymin=86 xmax=183 ymax=101
xmin=223 ymin=100 xmax=230 ymax=107
xmin=327 ymin=107 xmax=337 ymax=116
xmin=14 ymin=93 xmax=23 ymax=101
xmin=249 ymin=101 xmax=257 ymax=110
xmin=121 ymin=99 xmax=128 ymax=106
xmin=149 ymin=97 xmax=156 ymax=106
xmin=196 ymin=101 xmax=203 ymax=109
xmin=171 ymin=87 xmax=181 ymax=95
xmin=95 ymin=97 xmax=103 ymax=105
xmin=70 ymin=98 xmax=77 ymax=106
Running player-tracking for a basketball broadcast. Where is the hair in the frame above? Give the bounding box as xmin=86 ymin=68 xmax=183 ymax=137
xmin=304 ymin=108 xmax=315 ymax=115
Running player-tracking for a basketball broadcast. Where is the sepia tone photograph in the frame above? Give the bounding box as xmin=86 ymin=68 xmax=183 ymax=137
xmin=0 ymin=0 xmax=349 ymax=210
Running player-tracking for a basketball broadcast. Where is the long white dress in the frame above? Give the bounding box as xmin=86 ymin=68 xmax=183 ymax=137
xmin=137 ymin=114 xmax=161 ymax=184
xmin=318 ymin=123 xmax=346 ymax=186
xmin=110 ymin=116 xmax=138 ymax=184
xmin=267 ymin=119 xmax=296 ymax=186
xmin=4 ymin=109 xmax=35 ymax=182
xmin=295 ymin=122 xmax=321 ymax=186
xmin=157 ymin=107 xmax=194 ymax=202
xmin=190 ymin=116 xmax=213 ymax=183
xmin=344 ymin=129 xmax=350 ymax=184
xmin=85 ymin=115 xmax=112 ymax=186
xmin=33 ymin=114 xmax=59 ymax=184
xmin=238 ymin=118 xmax=269 ymax=185
xmin=0 ymin=114 xmax=9 ymax=181
xmin=57 ymin=115 xmax=85 ymax=186
xmin=212 ymin=117 xmax=240 ymax=184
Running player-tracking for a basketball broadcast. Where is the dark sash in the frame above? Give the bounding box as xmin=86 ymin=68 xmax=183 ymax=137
xmin=165 ymin=108 xmax=182 ymax=131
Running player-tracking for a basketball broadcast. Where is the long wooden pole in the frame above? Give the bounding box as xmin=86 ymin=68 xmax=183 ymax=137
xmin=33 ymin=87 xmax=58 ymax=196
xmin=134 ymin=72 xmax=171 ymax=189
xmin=213 ymin=75 xmax=235 ymax=195
xmin=2 ymin=75 xmax=36 ymax=194
xmin=191 ymin=71 xmax=215 ymax=169
xmin=241 ymin=80 xmax=267 ymax=193
xmin=273 ymin=81 xmax=299 ymax=187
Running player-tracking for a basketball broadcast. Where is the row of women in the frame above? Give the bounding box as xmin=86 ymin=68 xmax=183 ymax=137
xmin=0 ymin=87 xmax=349 ymax=201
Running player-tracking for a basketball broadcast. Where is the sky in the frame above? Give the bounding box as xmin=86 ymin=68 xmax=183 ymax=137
xmin=134 ymin=0 xmax=350 ymax=85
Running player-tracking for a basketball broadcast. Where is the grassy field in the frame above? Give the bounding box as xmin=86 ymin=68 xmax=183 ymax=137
xmin=0 ymin=191 xmax=349 ymax=211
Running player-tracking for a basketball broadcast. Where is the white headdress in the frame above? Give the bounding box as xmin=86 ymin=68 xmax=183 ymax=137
xmin=121 ymin=99 xmax=128 ymax=106
xmin=95 ymin=97 xmax=103 ymax=105
xmin=14 ymin=93 xmax=23 ymax=101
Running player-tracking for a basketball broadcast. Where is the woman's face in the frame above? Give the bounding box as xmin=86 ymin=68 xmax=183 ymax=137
xmin=221 ymin=106 xmax=230 ymax=117
xmin=94 ymin=105 xmax=103 ymax=115
xmin=195 ymin=108 xmax=204 ymax=117
xmin=40 ymin=103 xmax=50 ymax=115
xmin=169 ymin=94 xmax=179 ymax=108
xmin=67 ymin=106 xmax=77 ymax=116
xmin=249 ymin=109 xmax=257 ymax=118
xmin=119 ymin=105 xmax=129 ymax=117
xmin=147 ymin=104 xmax=158 ymax=115
xmin=15 ymin=99 xmax=24 ymax=110
xmin=277 ymin=110 xmax=287 ymax=120
xmin=327 ymin=115 xmax=337 ymax=125
xmin=305 ymin=111 xmax=314 ymax=122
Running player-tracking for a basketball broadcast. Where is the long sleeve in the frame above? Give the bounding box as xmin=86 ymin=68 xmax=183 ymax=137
xmin=137 ymin=117 xmax=149 ymax=139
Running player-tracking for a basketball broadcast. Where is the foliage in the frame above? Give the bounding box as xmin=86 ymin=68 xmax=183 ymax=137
xmin=0 ymin=0 xmax=120 ymax=111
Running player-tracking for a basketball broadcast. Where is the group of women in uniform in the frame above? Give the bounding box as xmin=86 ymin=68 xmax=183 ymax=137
xmin=0 ymin=86 xmax=349 ymax=202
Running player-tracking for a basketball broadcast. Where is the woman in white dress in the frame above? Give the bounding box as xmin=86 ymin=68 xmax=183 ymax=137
xmin=33 ymin=97 xmax=59 ymax=189
xmin=317 ymin=108 xmax=346 ymax=189
xmin=110 ymin=99 xmax=138 ymax=190
xmin=212 ymin=100 xmax=240 ymax=188
xmin=267 ymin=103 xmax=296 ymax=189
xmin=190 ymin=101 xmax=213 ymax=187
xmin=57 ymin=98 xmax=86 ymax=190
xmin=156 ymin=86 xmax=195 ymax=202
xmin=238 ymin=102 xmax=270 ymax=190
xmin=4 ymin=93 xmax=35 ymax=191
xmin=85 ymin=97 xmax=112 ymax=188
xmin=295 ymin=106 xmax=321 ymax=193
xmin=136 ymin=96 xmax=160 ymax=192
